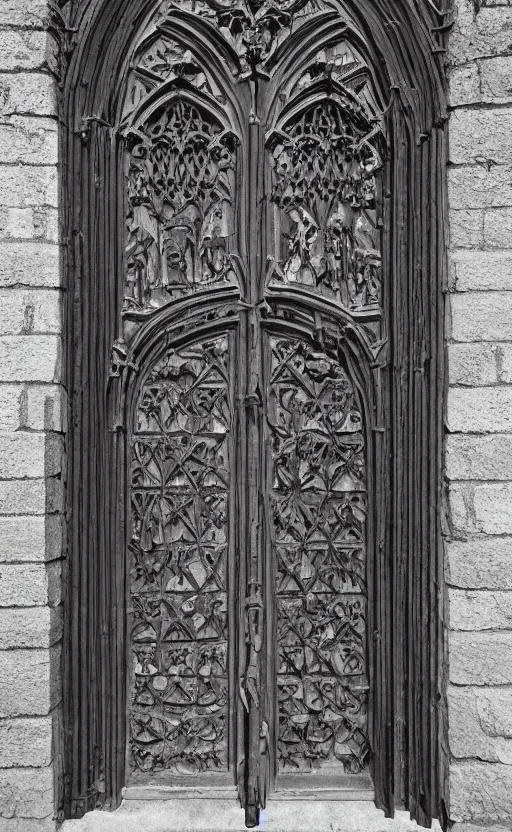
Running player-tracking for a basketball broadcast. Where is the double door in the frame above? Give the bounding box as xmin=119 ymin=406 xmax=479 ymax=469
xmin=124 ymin=34 xmax=378 ymax=823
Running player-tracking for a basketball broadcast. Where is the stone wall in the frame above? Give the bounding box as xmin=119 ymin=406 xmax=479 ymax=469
xmin=447 ymin=0 xmax=512 ymax=827
xmin=0 ymin=1 xmax=63 ymax=831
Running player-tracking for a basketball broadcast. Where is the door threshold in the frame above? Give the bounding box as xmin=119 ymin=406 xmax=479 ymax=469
xmin=270 ymin=788 xmax=374 ymax=801
xmin=61 ymin=799 xmax=444 ymax=831
xmin=123 ymin=787 xmax=374 ymax=802
xmin=124 ymin=786 xmax=239 ymax=800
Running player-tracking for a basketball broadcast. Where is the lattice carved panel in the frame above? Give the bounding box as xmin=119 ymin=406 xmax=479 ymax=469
xmin=268 ymin=337 xmax=369 ymax=774
xmin=129 ymin=336 xmax=232 ymax=778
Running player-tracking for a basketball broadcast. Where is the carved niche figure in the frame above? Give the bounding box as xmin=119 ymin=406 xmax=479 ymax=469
xmin=267 ymin=99 xmax=383 ymax=311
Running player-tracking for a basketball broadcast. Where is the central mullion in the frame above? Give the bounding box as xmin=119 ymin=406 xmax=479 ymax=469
xmin=240 ymin=114 xmax=267 ymax=827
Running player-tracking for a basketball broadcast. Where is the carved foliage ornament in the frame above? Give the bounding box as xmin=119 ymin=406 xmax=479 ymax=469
xmin=156 ymin=0 xmax=324 ymax=72
xmin=123 ymin=0 xmax=380 ymax=794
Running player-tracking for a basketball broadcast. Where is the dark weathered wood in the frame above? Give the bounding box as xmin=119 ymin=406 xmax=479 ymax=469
xmin=58 ymin=0 xmax=451 ymax=828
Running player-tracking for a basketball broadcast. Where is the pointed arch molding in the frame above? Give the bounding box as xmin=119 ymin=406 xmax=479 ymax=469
xmin=57 ymin=0 xmax=451 ymax=827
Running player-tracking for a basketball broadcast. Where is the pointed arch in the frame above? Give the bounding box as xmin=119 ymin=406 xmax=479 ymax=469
xmin=59 ymin=0 xmax=450 ymax=827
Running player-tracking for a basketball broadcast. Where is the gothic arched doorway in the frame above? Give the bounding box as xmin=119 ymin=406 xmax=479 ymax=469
xmin=59 ymin=1 xmax=450 ymax=829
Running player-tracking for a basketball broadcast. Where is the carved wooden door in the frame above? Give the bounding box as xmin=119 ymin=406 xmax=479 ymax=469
xmin=123 ymin=2 xmax=383 ymax=824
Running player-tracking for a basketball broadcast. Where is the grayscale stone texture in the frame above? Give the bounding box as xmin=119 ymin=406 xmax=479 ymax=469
xmin=0 ymin=0 xmax=511 ymax=829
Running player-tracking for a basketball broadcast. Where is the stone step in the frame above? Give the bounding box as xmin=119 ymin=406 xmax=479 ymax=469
xmin=60 ymin=799 xmax=443 ymax=832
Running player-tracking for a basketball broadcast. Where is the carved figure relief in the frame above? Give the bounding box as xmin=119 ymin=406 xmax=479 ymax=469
xmin=267 ymin=100 xmax=382 ymax=311
xmin=125 ymin=101 xmax=238 ymax=313
xmin=129 ymin=337 xmax=231 ymax=776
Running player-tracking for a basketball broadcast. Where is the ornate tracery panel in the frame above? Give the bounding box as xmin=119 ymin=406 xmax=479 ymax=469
xmin=267 ymin=100 xmax=382 ymax=312
xmin=125 ymin=100 xmax=238 ymax=313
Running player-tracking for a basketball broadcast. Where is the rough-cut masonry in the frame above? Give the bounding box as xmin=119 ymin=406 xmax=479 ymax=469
xmin=0 ymin=0 xmax=510 ymax=830
xmin=446 ymin=0 xmax=512 ymax=827
xmin=0 ymin=2 xmax=63 ymax=832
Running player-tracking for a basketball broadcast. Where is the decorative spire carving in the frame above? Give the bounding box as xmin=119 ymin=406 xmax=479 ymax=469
xmin=156 ymin=0 xmax=325 ymax=73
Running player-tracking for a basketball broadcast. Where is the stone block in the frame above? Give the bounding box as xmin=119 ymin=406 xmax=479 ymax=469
xmin=0 ymin=765 xmax=53 ymax=819
xmin=476 ymin=687 xmax=512 ymax=739
xmin=2 ymin=820 xmax=56 ymax=832
xmin=449 ymin=588 xmax=512 ymax=629
xmin=0 ymin=335 xmax=60 ymax=382
xmin=0 ymin=561 xmax=61 ymax=607
xmin=446 ymin=434 xmax=512 ymax=479
xmin=484 ymin=207 xmax=512 ymax=248
xmin=0 ymin=385 xmax=22 ymax=432
xmin=0 ymin=165 xmax=58 ymax=209
xmin=0 ymin=116 xmax=57 ymax=166
xmin=480 ymin=55 xmax=512 ymax=103
xmin=448 ymin=387 xmax=512 ymax=431
xmin=0 ymin=433 xmax=62 ymax=479
xmin=474 ymin=483 xmax=512 ymax=533
xmin=447 ymin=538 xmax=512 ymax=589
xmin=449 ymin=5 xmax=512 ymax=65
xmin=448 ymin=165 xmax=512 ymax=210
xmin=0 ymin=289 xmax=60 ymax=335
xmin=452 ymin=826 xmax=512 ymax=832
xmin=500 ymin=343 xmax=512 ymax=382
xmin=0 ymin=717 xmax=52 ymax=768
xmin=0 ymin=73 xmax=56 ymax=117
xmin=0 ymin=478 xmax=61 ymax=516
xmin=0 ymin=646 xmax=60 ymax=718
xmin=0 ymin=0 xmax=50 ymax=28
xmin=451 ymin=292 xmax=512 ymax=341
xmin=0 ymin=479 xmax=45 ymax=515
xmin=449 ymin=209 xmax=484 ymax=248
xmin=450 ymin=631 xmax=512 ymax=685
xmin=0 ymin=515 xmax=60 ymax=563
xmin=0 ymin=242 xmax=60 ymax=288
xmin=0 ymin=31 xmax=53 ymax=72
xmin=0 ymin=205 xmax=59 ymax=243
xmin=449 ymin=687 xmax=512 ymax=763
xmin=22 ymin=384 xmax=66 ymax=432
xmin=449 ymin=482 xmax=476 ymax=537
xmin=58 ymin=802 xmax=444 ymax=832
xmin=450 ymin=250 xmax=512 ymax=291
xmin=448 ymin=343 xmax=498 ymax=386
xmin=0 ymin=606 xmax=61 ymax=649
xmin=449 ymin=109 xmax=512 ymax=165
xmin=450 ymin=761 xmax=512 ymax=822
xmin=448 ymin=63 xmax=480 ymax=107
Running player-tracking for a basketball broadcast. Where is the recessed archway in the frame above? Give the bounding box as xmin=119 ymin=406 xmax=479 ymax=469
xmin=57 ymin=1 xmax=450 ymax=828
